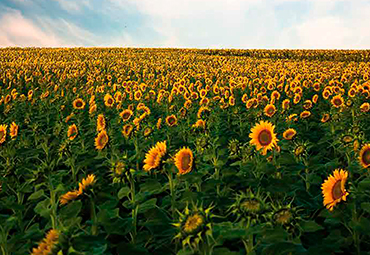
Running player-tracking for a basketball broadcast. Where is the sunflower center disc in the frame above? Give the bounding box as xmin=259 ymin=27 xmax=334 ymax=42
xmin=181 ymin=154 xmax=191 ymax=170
xmin=332 ymin=181 xmax=343 ymax=200
xmin=258 ymin=130 xmax=272 ymax=146
xmin=362 ymin=149 xmax=370 ymax=165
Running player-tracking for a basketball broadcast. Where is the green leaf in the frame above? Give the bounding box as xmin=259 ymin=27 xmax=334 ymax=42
xmin=358 ymin=178 xmax=370 ymax=191
xmin=59 ymin=200 xmax=82 ymax=220
xmin=300 ymin=220 xmax=324 ymax=232
xmin=361 ymin=202 xmax=370 ymax=214
xmin=138 ymin=198 xmax=157 ymax=213
xmin=28 ymin=189 xmax=44 ymax=200
xmin=118 ymin=186 xmax=130 ymax=200
xmin=34 ymin=199 xmax=50 ymax=218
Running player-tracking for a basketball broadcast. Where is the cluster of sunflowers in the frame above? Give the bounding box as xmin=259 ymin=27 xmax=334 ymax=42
xmin=1 ymin=48 xmax=370 ymax=255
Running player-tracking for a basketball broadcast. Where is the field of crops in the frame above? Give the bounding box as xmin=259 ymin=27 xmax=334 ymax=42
xmin=1 ymin=48 xmax=370 ymax=255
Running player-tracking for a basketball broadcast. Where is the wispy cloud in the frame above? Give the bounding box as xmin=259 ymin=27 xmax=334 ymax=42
xmin=0 ymin=0 xmax=369 ymax=48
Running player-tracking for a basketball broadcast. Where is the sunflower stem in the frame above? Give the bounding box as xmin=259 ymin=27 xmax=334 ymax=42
xmin=167 ymin=170 xmax=176 ymax=217
xmin=90 ymin=196 xmax=98 ymax=236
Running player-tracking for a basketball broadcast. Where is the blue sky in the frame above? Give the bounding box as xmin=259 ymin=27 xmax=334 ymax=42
xmin=0 ymin=0 xmax=369 ymax=49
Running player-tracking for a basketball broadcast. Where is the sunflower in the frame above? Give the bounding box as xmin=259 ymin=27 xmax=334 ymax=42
xmin=264 ymin=104 xmax=276 ymax=117
xmin=104 ymin=93 xmax=114 ymax=107
xmin=9 ymin=122 xmax=18 ymax=138
xmin=283 ymin=128 xmax=296 ymax=140
xmin=249 ymin=120 xmax=278 ymax=155
xmin=96 ymin=114 xmax=106 ymax=132
xmin=0 ymin=124 xmax=7 ymax=144
xmin=192 ymin=119 xmax=206 ymax=129
xmin=321 ymin=113 xmax=330 ymax=123
xmin=300 ymin=110 xmax=311 ymax=119
xmin=156 ymin=118 xmax=162 ymax=130
xmin=31 ymin=229 xmax=59 ymax=255
xmin=122 ymin=124 xmax=134 ymax=138
xmin=359 ymin=144 xmax=370 ymax=168
xmin=166 ymin=115 xmax=178 ymax=127
xmin=183 ymin=213 xmax=204 ymax=233
xmin=67 ymin=124 xmax=78 ymax=141
xmin=59 ymin=190 xmax=80 ymax=205
xmin=95 ymin=129 xmax=109 ymax=150
xmin=360 ymin=102 xmax=370 ymax=112
xmin=143 ymin=141 xmax=167 ymax=172
xmin=78 ymin=174 xmax=96 ymax=194
xmin=331 ymin=95 xmax=344 ymax=108
xmin=120 ymin=109 xmax=133 ymax=122
xmin=72 ymin=98 xmax=85 ymax=110
xmin=144 ymin=127 xmax=152 ymax=137
xmin=174 ymin=147 xmax=194 ymax=175
xmin=321 ymin=169 xmax=349 ymax=211
xmin=89 ymin=103 xmax=97 ymax=115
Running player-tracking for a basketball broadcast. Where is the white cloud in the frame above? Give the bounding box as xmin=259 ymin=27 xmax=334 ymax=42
xmin=53 ymin=0 xmax=91 ymax=12
xmin=0 ymin=9 xmax=61 ymax=47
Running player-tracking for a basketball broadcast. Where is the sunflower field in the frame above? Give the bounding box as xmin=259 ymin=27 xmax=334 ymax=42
xmin=1 ymin=48 xmax=370 ymax=255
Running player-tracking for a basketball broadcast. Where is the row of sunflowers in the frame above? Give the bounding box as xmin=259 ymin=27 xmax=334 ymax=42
xmin=1 ymin=48 xmax=370 ymax=255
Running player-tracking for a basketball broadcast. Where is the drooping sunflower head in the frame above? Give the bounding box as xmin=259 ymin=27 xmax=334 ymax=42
xmin=143 ymin=141 xmax=167 ymax=172
xmin=59 ymin=190 xmax=81 ymax=205
xmin=321 ymin=169 xmax=349 ymax=211
xmin=78 ymin=174 xmax=96 ymax=194
xmin=72 ymin=98 xmax=85 ymax=110
xmin=192 ymin=119 xmax=206 ymax=129
xmin=360 ymin=102 xmax=370 ymax=112
xmin=359 ymin=144 xmax=370 ymax=168
xmin=0 ymin=124 xmax=7 ymax=144
xmin=31 ymin=229 xmax=60 ymax=255
xmin=95 ymin=129 xmax=109 ymax=150
xmin=67 ymin=124 xmax=78 ymax=141
xmin=249 ymin=120 xmax=278 ymax=155
xmin=9 ymin=122 xmax=18 ymax=138
xmin=122 ymin=124 xmax=134 ymax=139
xmin=283 ymin=128 xmax=296 ymax=140
xmin=96 ymin=114 xmax=106 ymax=132
xmin=174 ymin=147 xmax=194 ymax=175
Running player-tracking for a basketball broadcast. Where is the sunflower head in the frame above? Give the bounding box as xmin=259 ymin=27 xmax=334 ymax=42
xmin=267 ymin=201 xmax=302 ymax=234
xmin=174 ymin=147 xmax=194 ymax=175
xmin=264 ymin=104 xmax=276 ymax=117
xmin=96 ymin=114 xmax=106 ymax=132
xmin=228 ymin=138 xmax=241 ymax=158
xmin=359 ymin=144 xmax=370 ymax=168
xmin=0 ymin=124 xmax=8 ymax=144
xmin=229 ymin=189 xmax=269 ymax=225
xmin=122 ymin=124 xmax=134 ymax=139
xmin=95 ymin=129 xmax=109 ymax=150
xmin=67 ymin=124 xmax=78 ymax=141
xmin=283 ymin=128 xmax=296 ymax=140
xmin=166 ymin=115 xmax=178 ymax=127
xmin=72 ymin=98 xmax=85 ymax=110
xmin=173 ymin=203 xmax=214 ymax=250
xmin=9 ymin=122 xmax=18 ymax=138
xmin=120 ymin=109 xmax=133 ymax=122
xmin=143 ymin=141 xmax=167 ymax=172
xmin=104 ymin=93 xmax=115 ymax=107
xmin=321 ymin=169 xmax=349 ymax=211
xmin=77 ymin=174 xmax=96 ymax=195
xmin=249 ymin=120 xmax=278 ymax=155
xmin=331 ymin=95 xmax=344 ymax=108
